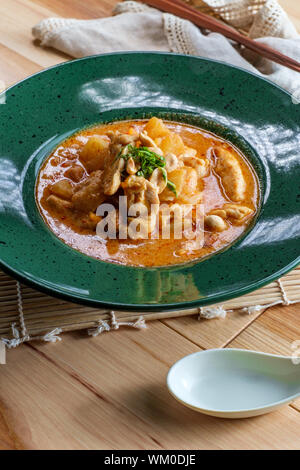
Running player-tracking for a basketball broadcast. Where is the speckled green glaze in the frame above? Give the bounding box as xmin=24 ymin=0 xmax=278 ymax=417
xmin=0 ymin=52 xmax=299 ymax=311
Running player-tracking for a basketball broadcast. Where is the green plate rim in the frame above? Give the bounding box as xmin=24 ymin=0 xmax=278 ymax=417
xmin=0 ymin=51 xmax=299 ymax=311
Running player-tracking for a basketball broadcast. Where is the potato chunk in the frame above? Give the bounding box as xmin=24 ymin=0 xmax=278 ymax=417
xmin=214 ymin=147 xmax=246 ymax=201
xmin=159 ymin=133 xmax=185 ymax=157
xmin=72 ymin=170 xmax=105 ymax=212
xmin=50 ymin=179 xmax=73 ymax=200
xmin=160 ymin=167 xmax=200 ymax=203
xmin=144 ymin=117 xmax=169 ymax=139
xmin=160 ymin=168 xmax=186 ymax=202
xmin=80 ymin=136 xmax=110 ymax=173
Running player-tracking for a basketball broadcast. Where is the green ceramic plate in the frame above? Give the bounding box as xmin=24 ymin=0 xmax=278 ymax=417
xmin=0 ymin=52 xmax=299 ymax=311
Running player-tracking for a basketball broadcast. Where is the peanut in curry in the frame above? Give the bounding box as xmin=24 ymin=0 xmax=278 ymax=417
xmin=36 ymin=118 xmax=258 ymax=266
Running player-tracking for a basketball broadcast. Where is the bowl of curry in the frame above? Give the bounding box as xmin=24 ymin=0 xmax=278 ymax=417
xmin=37 ymin=117 xmax=259 ymax=267
xmin=0 ymin=52 xmax=299 ymax=311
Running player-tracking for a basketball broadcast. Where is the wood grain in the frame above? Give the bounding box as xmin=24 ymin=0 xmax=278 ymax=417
xmin=0 ymin=0 xmax=299 ymax=450
xmin=163 ymin=309 xmax=264 ymax=349
xmin=278 ymin=0 xmax=300 ymax=31
xmin=2 ymin=322 xmax=299 ymax=450
xmin=228 ymin=304 xmax=300 ymax=356
xmin=0 ymin=343 xmax=164 ymax=449
xmin=31 ymin=0 xmax=119 ymax=19
xmin=227 ymin=302 xmax=300 ymax=412
xmin=0 ymin=0 xmax=70 ymax=71
xmin=0 ymin=44 xmax=41 ymax=86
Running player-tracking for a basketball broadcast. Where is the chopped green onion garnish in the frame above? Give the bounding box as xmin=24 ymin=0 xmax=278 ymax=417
xmin=167 ymin=180 xmax=177 ymax=197
xmin=118 ymin=144 xmax=177 ymax=195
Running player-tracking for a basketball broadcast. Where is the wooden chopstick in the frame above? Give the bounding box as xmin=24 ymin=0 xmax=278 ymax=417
xmin=139 ymin=0 xmax=300 ymax=73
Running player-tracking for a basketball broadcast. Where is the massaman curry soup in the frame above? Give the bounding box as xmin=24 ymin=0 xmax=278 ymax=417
xmin=36 ymin=118 xmax=259 ymax=267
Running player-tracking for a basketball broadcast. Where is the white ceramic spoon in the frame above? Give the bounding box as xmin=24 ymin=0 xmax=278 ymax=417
xmin=167 ymin=349 xmax=300 ymax=418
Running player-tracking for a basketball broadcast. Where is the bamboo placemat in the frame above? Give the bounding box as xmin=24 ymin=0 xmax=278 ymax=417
xmin=0 ymin=267 xmax=299 ymax=345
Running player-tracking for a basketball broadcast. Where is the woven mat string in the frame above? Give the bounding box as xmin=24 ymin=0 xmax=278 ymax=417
xmin=0 ymin=283 xmax=147 ymax=346
xmin=0 ymin=281 xmax=63 ymax=348
xmin=88 ymin=311 xmax=147 ymax=337
xmin=0 ymin=269 xmax=298 ymax=347
xmin=277 ymin=278 xmax=291 ymax=306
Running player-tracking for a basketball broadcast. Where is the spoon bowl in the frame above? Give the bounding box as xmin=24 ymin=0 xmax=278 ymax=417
xmin=167 ymin=349 xmax=300 ymax=418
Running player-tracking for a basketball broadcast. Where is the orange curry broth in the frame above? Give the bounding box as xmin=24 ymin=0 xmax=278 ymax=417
xmin=36 ymin=120 xmax=259 ymax=267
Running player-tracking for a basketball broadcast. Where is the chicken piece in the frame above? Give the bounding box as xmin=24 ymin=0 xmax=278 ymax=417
xmin=47 ymin=195 xmax=72 ymax=216
xmin=145 ymin=182 xmax=160 ymax=211
xmin=107 ymin=131 xmax=138 ymax=146
xmin=210 ymin=209 xmax=227 ymax=219
xmin=122 ymin=175 xmax=159 ymax=213
xmin=214 ymin=147 xmax=246 ymax=201
xmin=210 ymin=204 xmax=253 ymax=225
xmin=110 ymin=142 xmax=122 ymax=158
xmin=205 ymin=215 xmax=227 ymax=232
xmin=127 ymin=206 xmax=157 ymax=239
xmin=80 ymin=136 xmax=110 ymax=173
xmin=49 ymin=179 xmax=74 ymax=200
xmin=123 ymin=175 xmax=145 ymax=204
xmin=224 ymin=204 xmax=253 ymax=220
xmin=64 ymin=165 xmax=85 ymax=182
xmin=102 ymin=157 xmax=125 ymax=196
xmin=122 ymin=176 xmax=159 ymax=238
xmin=106 ymin=131 xmax=138 ymax=160
xmin=165 ymin=153 xmax=178 ymax=172
xmin=179 ymin=154 xmax=210 ymax=178
xmin=72 ymin=170 xmax=105 ymax=212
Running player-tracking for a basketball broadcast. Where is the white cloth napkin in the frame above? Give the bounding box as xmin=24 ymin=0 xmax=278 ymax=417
xmin=32 ymin=0 xmax=300 ymax=94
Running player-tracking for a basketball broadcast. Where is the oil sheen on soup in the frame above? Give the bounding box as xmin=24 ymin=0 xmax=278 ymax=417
xmin=36 ymin=118 xmax=259 ymax=267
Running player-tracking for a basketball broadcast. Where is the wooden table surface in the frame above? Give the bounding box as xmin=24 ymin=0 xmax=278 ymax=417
xmin=1 ymin=0 xmax=300 ymax=450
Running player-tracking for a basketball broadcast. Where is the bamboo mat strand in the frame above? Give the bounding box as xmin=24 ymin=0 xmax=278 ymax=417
xmin=0 ymin=267 xmax=299 ymax=343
